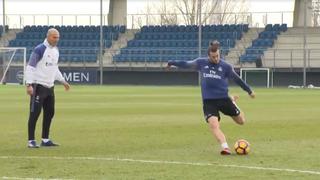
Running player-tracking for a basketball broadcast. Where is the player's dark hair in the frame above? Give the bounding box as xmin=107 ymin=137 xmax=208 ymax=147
xmin=208 ymin=40 xmax=220 ymax=55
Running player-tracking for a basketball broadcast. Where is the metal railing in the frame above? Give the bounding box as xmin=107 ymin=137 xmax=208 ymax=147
xmin=263 ymin=48 xmax=320 ymax=69
xmin=1 ymin=14 xmax=109 ymax=29
xmin=103 ymin=48 xmax=320 ymax=70
xmin=127 ymin=11 xmax=293 ymax=29
xmin=0 ymin=11 xmax=293 ymax=29
xmin=4 ymin=47 xmax=319 ymax=70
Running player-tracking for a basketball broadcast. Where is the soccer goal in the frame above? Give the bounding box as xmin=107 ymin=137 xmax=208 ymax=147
xmin=240 ymin=68 xmax=272 ymax=88
xmin=0 ymin=47 xmax=27 ymax=85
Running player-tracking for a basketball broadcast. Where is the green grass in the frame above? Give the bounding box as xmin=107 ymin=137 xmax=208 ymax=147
xmin=0 ymin=85 xmax=320 ymax=179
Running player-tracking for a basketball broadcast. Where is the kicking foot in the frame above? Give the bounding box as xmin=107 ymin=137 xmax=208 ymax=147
xmin=220 ymin=148 xmax=231 ymax=155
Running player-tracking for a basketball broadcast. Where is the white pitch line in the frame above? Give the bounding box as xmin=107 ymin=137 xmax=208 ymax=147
xmin=1 ymin=176 xmax=74 ymax=180
xmin=1 ymin=156 xmax=320 ymax=176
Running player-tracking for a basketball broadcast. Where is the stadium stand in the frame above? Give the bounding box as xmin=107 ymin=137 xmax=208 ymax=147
xmin=239 ymin=24 xmax=287 ymax=62
xmin=8 ymin=25 xmax=126 ymax=63
xmin=8 ymin=23 xmax=315 ymax=68
xmin=263 ymin=26 xmax=320 ymax=68
xmin=113 ymin=24 xmax=249 ymax=62
xmin=0 ymin=25 xmax=9 ymax=37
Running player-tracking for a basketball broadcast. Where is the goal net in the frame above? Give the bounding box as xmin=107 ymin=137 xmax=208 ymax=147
xmin=240 ymin=68 xmax=271 ymax=88
xmin=0 ymin=47 xmax=27 ymax=85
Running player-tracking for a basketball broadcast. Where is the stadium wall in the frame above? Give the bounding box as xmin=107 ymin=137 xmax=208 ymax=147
xmin=100 ymin=69 xmax=320 ymax=87
xmin=101 ymin=70 xmax=199 ymax=86
xmin=4 ymin=67 xmax=320 ymax=87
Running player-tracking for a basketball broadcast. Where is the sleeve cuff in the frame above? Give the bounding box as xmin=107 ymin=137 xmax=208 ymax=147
xmin=26 ymin=80 xmax=33 ymax=84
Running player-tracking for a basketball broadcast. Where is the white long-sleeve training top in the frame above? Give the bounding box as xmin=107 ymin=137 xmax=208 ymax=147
xmin=25 ymin=39 xmax=66 ymax=88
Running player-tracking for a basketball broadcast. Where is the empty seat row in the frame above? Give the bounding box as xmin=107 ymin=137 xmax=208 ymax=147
xmin=120 ymin=48 xmax=229 ymax=55
xmin=23 ymin=25 xmax=126 ymax=33
xmin=59 ymin=49 xmax=99 ymax=55
xmin=127 ymin=40 xmax=236 ymax=48
xmin=239 ymin=54 xmax=260 ymax=62
xmin=245 ymin=48 xmax=266 ymax=55
xmin=135 ymin=32 xmax=242 ymax=40
xmin=113 ymin=54 xmax=198 ymax=62
xmin=252 ymin=39 xmax=274 ymax=47
xmin=16 ymin=32 xmax=119 ymax=41
xmin=265 ymin=24 xmax=287 ymax=32
xmin=259 ymin=31 xmax=279 ymax=39
xmin=23 ymin=48 xmax=99 ymax=56
xmin=9 ymin=40 xmax=112 ymax=48
xmin=114 ymin=48 xmax=230 ymax=63
xmin=59 ymin=54 xmax=97 ymax=63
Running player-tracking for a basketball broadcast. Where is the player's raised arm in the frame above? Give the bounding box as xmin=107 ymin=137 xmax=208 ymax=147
xmin=166 ymin=59 xmax=199 ymax=70
xmin=228 ymin=66 xmax=255 ymax=98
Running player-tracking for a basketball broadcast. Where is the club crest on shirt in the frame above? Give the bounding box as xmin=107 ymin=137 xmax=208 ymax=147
xmin=45 ymin=62 xmax=56 ymax=66
xmin=35 ymin=96 xmax=40 ymax=103
xmin=218 ymin=67 xmax=222 ymax=72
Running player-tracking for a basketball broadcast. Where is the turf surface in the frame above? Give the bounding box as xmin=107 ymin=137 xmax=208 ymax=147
xmin=0 ymin=85 xmax=319 ymax=179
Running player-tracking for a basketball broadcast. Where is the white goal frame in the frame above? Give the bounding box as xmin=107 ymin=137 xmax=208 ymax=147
xmin=240 ymin=68 xmax=271 ymax=88
xmin=0 ymin=47 xmax=27 ymax=85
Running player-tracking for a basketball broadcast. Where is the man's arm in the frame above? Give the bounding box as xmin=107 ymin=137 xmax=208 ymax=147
xmin=25 ymin=52 xmax=41 ymax=86
xmin=167 ymin=59 xmax=199 ymax=69
xmin=55 ymin=68 xmax=70 ymax=91
xmin=25 ymin=51 xmax=42 ymax=95
xmin=229 ymin=67 xmax=255 ymax=98
xmin=55 ymin=68 xmax=65 ymax=83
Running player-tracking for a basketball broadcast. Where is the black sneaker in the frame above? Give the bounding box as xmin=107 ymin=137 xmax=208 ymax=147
xmin=40 ymin=140 xmax=59 ymax=147
xmin=28 ymin=140 xmax=39 ymax=148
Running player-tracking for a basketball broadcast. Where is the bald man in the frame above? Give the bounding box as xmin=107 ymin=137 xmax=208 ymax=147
xmin=25 ymin=28 xmax=70 ymax=148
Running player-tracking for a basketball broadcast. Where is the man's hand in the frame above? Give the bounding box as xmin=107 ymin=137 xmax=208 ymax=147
xmin=26 ymin=85 xmax=33 ymax=96
xmin=165 ymin=64 xmax=172 ymax=71
xmin=249 ymin=91 xmax=256 ymax=99
xmin=165 ymin=61 xmax=175 ymax=71
xmin=62 ymin=82 xmax=70 ymax=91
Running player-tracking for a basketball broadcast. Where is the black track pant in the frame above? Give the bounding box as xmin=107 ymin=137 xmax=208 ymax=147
xmin=28 ymin=84 xmax=55 ymax=141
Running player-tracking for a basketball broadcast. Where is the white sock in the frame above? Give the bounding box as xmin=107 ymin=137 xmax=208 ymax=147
xmin=221 ymin=142 xmax=229 ymax=149
xmin=42 ymin=139 xmax=50 ymax=143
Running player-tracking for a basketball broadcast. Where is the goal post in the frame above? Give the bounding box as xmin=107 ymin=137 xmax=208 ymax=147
xmin=0 ymin=47 xmax=27 ymax=85
xmin=240 ymin=68 xmax=271 ymax=88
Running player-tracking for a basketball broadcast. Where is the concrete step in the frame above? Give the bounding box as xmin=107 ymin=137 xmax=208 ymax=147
xmin=225 ymin=28 xmax=262 ymax=68
xmin=285 ymin=27 xmax=320 ymax=34
xmin=103 ymin=29 xmax=139 ymax=65
xmin=0 ymin=29 xmax=22 ymax=46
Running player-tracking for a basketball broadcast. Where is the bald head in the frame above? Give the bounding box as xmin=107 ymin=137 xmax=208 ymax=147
xmin=47 ymin=28 xmax=59 ymax=36
xmin=46 ymin=28 xmax=60 ymax=46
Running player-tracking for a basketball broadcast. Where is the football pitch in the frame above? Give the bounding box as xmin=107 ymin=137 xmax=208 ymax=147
xmin=0 ymin=85 xmax=320 ymax=179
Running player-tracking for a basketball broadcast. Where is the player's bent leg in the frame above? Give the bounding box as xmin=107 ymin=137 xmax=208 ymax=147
xmin=207 ymin=116 xmax=231 ymax=155
xmin=232 ymin=112 xmax=245 ymax=125
xmin=229 ymin=96 xmax=245 ymax=125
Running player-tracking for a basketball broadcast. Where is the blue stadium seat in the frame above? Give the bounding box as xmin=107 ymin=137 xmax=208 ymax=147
xmin=113 ymin=24 xmax=249 ymax=62
xmin=8 ymin=25 xmax=126 ymax=63
xmin=280 ymin=24 xmax=288 ymax=32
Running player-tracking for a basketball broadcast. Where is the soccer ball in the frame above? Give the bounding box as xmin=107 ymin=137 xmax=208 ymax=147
xmin=234 ymin=139 xmax=250 ymax=155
